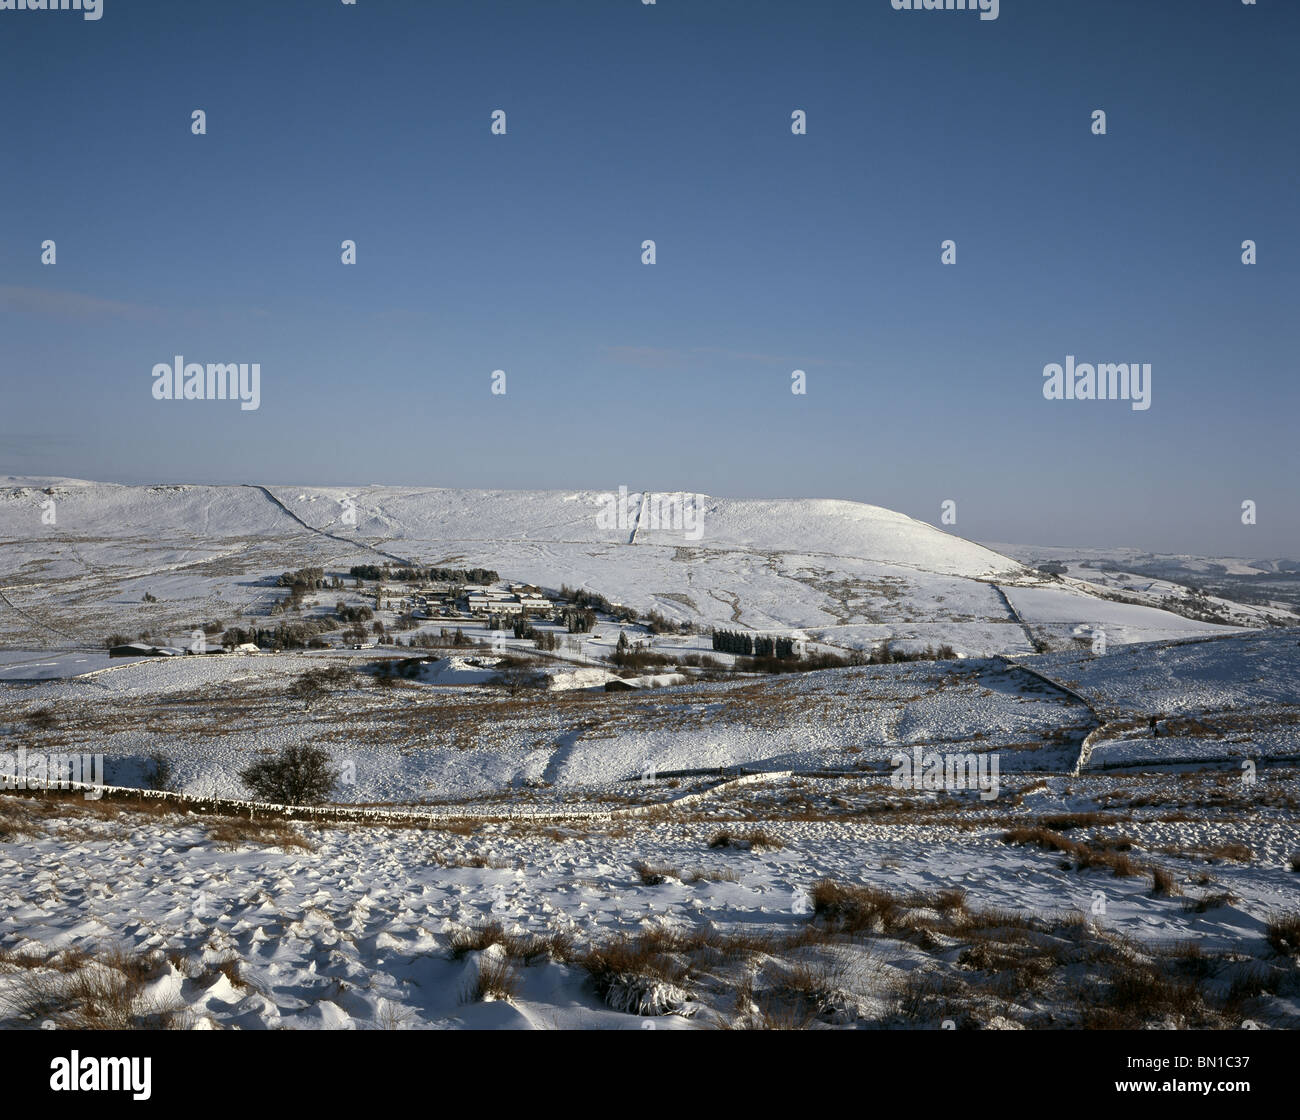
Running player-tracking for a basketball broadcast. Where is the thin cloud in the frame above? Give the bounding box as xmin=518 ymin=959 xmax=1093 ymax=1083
xmin=0 ymin=286 xmax=166 ymax=323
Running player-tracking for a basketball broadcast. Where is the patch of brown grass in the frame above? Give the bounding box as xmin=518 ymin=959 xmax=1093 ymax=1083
xmin=206 ymin=817 xmax=313 ymax=851
xmin=707 ymin=829 xmax=783 ymax=852
xmin=1181 ymin=891 xmax=1239 ymax=914
xmin=0 ymin=946 xmax=186 ymax=1029
xmin=635 ymin=861 xmax=679 ymax=886
xmin=1149 ymin=865 xmax=1181 ymax=897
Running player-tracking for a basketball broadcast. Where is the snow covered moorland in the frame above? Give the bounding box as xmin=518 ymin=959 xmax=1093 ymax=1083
xmin=0 ymin=479 xmax=1297 ymax=1030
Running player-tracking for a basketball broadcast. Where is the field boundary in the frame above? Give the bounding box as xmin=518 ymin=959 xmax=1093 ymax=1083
xmin=0 ymin=769 xmax=794 ymax=827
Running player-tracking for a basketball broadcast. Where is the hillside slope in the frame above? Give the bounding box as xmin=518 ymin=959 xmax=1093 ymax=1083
xmin=0 ymin=478 xmax=1246 ymax=653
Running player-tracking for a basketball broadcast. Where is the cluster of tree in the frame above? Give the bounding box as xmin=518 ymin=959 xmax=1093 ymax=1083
xmin=869 ymin=643 xmax=956 ymax=664
xmin=728 ymin=640 xmax=959 ymax=675
xmin=611 ymin=630 xmax=674 ymax=670
xmin=677 ymin=652 xmax=722 ymax=669
xmin=509 ymin=618 xmax=562 ymax=650
xmin=1160 ymin=595 xmax=1234 ymax=626
xmin=220 ymin=622 xmax=334 ymax=650
xmin=611 ymin=648 xmax=676 ymax=671
xmin=348 ymin=564 xmax=499 ymax=584
xmin=559 ymin=585 xmax=637 ymax=622
xmin=271 ymin=586 xmax=310 ymax=614
xmin=712 ymin=629 xmax=798 ymax=659
xmin=560 ymin=584 xmax=608 ymax=610
xmin=404 ymin=627 xmax=475 ymax=649
xmin=335 ymin=601 xmax=374 ymax=624
xmin=559 ymin=607 xmax=597 ymax=633
xmin=1036 ymin=562 xmax=1069 ymax=576
xmin=105 ymin=630 xmax=173 ymax=647
xmin=430 ymin=566 xmax=497 ymax=584
xmin=645 ymin=610 xmax=693 ymax=635
xmin=277 ymin=567 xmax=330 ymax=590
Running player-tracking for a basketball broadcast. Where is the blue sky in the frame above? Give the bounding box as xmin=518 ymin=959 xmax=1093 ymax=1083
xmin=1 ymin=0 xmax=1296 ymax=555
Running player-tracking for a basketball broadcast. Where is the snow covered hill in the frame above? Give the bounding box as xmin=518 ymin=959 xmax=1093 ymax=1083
xmin=0 ymin=478 xmax=1260 ymax=653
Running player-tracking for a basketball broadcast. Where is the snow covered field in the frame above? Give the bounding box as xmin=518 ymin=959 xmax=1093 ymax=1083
xmin=1 ymin=766 xmax=1296 ymax=1030
xmin=1 ymin=479 xmax=1266 ymax=656
xmin=1 ymin=480 xmax=1297 ymax=1030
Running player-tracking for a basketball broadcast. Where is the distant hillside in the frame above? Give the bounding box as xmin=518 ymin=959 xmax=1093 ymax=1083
xmin=0 ymin=478 xmax=1251 ymax=653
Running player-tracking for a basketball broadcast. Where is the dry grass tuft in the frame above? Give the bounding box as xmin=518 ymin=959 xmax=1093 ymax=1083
xmin=707 ymin=829 xmax=784 ymax=852
xmin=0 ymin=946 xmax=185 ymax=1029
xmin=1181 ymin=891 xmax=1239 ymax=914
xmin=463 ymin=950 xmax=520 ymax=1003
xmin=1264 ymin=912 xmax=1300 ymax=956
xmin=1149 ymin=865 xmax=1181 ymax=897
xmin=635 ymin=861 xmax=679 ymax=886
xmin=206 ymin=817 xmax=313 ymax=851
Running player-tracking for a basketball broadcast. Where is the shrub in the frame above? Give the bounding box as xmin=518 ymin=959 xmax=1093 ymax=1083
xmin=238 ymin=744 xmax=337 ymax=806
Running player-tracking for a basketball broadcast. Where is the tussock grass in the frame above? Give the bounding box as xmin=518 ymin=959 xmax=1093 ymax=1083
xmin=0 ymin=946 xmax=185 ymax=1030
xmin=1001 ymin=826 xmax=1078 ymax=855
xmin=447 ymin=920 xmax=572 ymax=964
xmin=206 ymin=817 xmax=313 ymax=851
xmin=635 ymin=861 xmax=679 ymax=886
xmin=1265 ymin=912 xmax=1300 ymax=956
xmin=579 ymin=933 xmax=695 ymax=1016
xmin=1181 ymin=891 xmax=1239 ymax=914
xmin=707 ymin=829 xmax=783 ymax=852
xmin=1037 ymin=812 xmax=1113 ymax=831
xmin=1002 ymin=825 xmax=1181 ymax=884
xmin=1076 ymin=963 xmax=1204 ymax=1029
xmin=463 ymin=950 xmax=520 ymax=1003
xmin=1149 ymin=865 xmax=1181 ymax=897
xmin=810 ymin=879 xmax=902 ymax=935
xmin=684 ymin=867 xmax=740 ymax=884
